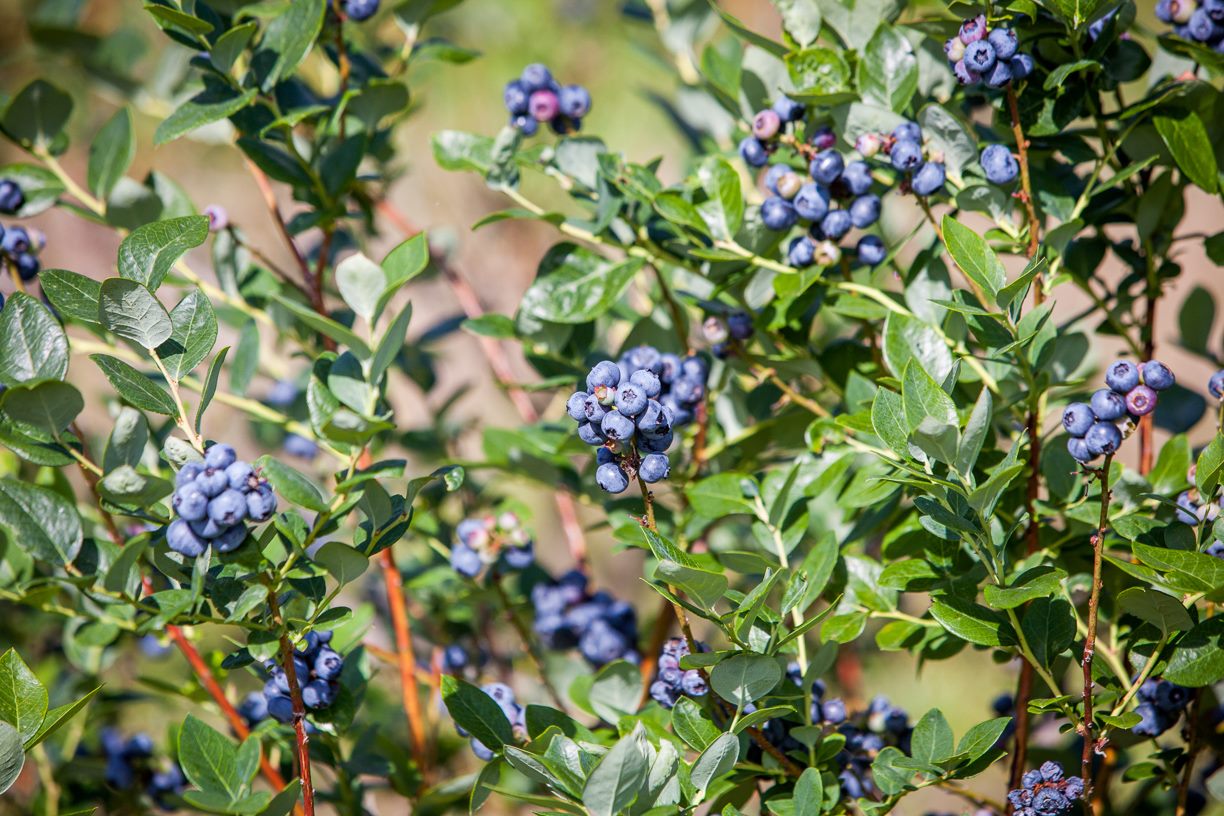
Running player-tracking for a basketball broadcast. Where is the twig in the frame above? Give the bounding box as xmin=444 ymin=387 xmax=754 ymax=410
xmin=1006 ymin=86 xmax=1042 ymax=264
xmin=266 ymin=585 xmax=315 ymax=816
xmin=244 ymin=159 xmax=314 ymax=291
xmin=378 ymin=548 xmax=431 ymax=779
xmin=1175 ymin=691 xmax=1205 ymax=816
xmin=491 ymin=578 xmax=568 ymax=711
xmin=1080 ymin=456 xmax=1114 ymax=801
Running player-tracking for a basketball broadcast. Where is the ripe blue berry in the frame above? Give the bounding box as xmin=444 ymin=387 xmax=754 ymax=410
xmin=266 ymin=695 xmax=294 ymax=724
xmin=208 ymin=489 xmax=248 ymax=526
xmin=764 ymin=164 xmax=788 ymax=194
xmin=214 ymin=523 xmax=246 ymax=553
xmin=558 ymin=85 xmax=591 ymax=118
xmin=739 ymin=136 xmax=769 ymax=167
xmin=848 ymin=194 xmax=881 ymax=227
xmin=225 ymin=461 xmax=255 ymax=490
xmin=601 ymin=410 xmax=636 ymax=441
xmin=1085 ymin=422 xmax=1123 ymax=456
xmin=314 ymin=648 xmax=343 ymax=680
xmin=727 ymin=311 xmax=753 ymax=341
xmin=343 ymin=0 xmax=379 ymax=20
xmin=953 ymin=59 xmax=980 ymax=84
xmin=911 ymin=161 xmax=946 ymax=196
xmin=566 ymin=391 xmax=588 ymax=421
xmin=1126 ymin=385 xmax=1157 ymax=416
xmin=167 ymin=519 xmax=207 ymax=557
xmin=964 ymin=40 xmax=997 ymax=73
xmin=793 ymin=183 xmax=830 ymax=222
xmin=205 ymin=443 xmax=237 ymax=470
xmin=520 ymin=63 xmax=552 ymax=92
xmin=586 ymin=360 xmax=621 ymax=391
xmin=1010 ymin=53 xmax=1034 ymax=79
xmin=172 ymin=485 xmax=209 ymax=522
xmin=1 ymin=226 xmax=30 ymax=255
xmin=176 ymin=462 xmax=204 ymax=487
xmin=511 ymin=115 xmax=539 ymax=136
xmin=840 ymin=161 xmax=873 ymax=196
xmin=0 ymin=180 xmax=23 ymax=214
xmin=1210 ymin=370 xmax=1224 ymax=399
xmin=639 ymin=453 xmax=670 ymax=483
xmin=752 ymin=109 xmax=781 ymax=140
xmin=760 ymin=197 xmax=798 ymax=230
xmin=809 ymin=149 xmax=845 ymax=184
xmin=1142 ymin=360 xmax=1175 ymax=390
xmin=1105 ymin=360 xmax=1140 ymax=392
xmin=451 ymin=543 xmax=483 ymax=578
xmin=772 ymin=96 xmax=805 ymax=122
xmin=576 ymin=421 xmax=605 ymax=446
xmin=15 ymin=254 xmax=38 ymax=281
xmin=681 ymin=670 xmax=707 ymax=696
xmin=981 ymin=144 xmax=1019 ymax=184
xmin=788 ymin=236 xmax=815 ymax=267
xmin=1090 ymin=388 xmax=1127 ymax=421
xmin=1062 ymin=402 xmax=1094 ymax=437
xmin=893 ymin=122 xmax=922 ymax=143
xmin=820 ymin=210 xmax=852 ymax=240
xmin=984 ymin=59 xmax=1013 ymax=87
xmin=578 ymin=619 xmax=631 ymax=665
xmin=988 ymin=27 xmax=1019 ymax=59
xmin=635 ymin=401 xmax=671 ymax=436
xmin=247 ymin=483 xmax=277 ymax=522
xmin=890 ymin=139 xmax=923 ymax=171
xmin=504 ymin=80 xmax=530 ymax=115
xmin=629 ymin=369 xmax=661 ymax=398
xmin=856 ymin=235 xmax=886 ymax=266
xmin=615 ymin=383 xmax=648 ymax=416
xmin=595 ymin=462 xmax=629 ymax=493
xmin=195 ymin=468 xmax=228 ymax=497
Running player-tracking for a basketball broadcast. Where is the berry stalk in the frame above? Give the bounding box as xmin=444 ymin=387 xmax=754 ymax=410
xmin=266 ymin=586 xmax=315 ymax=816
xmin=1005 ymin=86 xmax=1042 ymax=264
xmin=1080 ymin=455 xmax=1114 ymax=801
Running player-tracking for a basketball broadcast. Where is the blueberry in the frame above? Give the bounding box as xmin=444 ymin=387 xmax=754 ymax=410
xmin=629 ymin=369 xmax=661 ymax=398
xmin=772 ymin=96 xmax=805 ymax=122
xmin=855 ymin=132 xmax=883 ymax=157
xmin=809 ymin=149 xmax=845 ymax=184
xmin=595 ymin=462 xmax=629 ymax=493
xmin=225 ymin=461 xmax=255 ymax=490
xmin=788 ymin=236 xmax=815 ymax=267
xmin=793 ymin=182 xmax=830 ymax=222
xmin=190 ymin=517 xmax=228 ymax=539
xmin=820 ymin=210 xmax=852 ymax=240
xmin=266 ymin=694 xmax=294 ymax=724
xmin=246 ymin=483 xmax=277 ymax=522
xmin=953 ymin=59 xmax=981 ymax=84
xmin=567 ymin=391 xmax=589 ymax=421
xmin=511 ymin=114 xmax=539 ymax=136
xmin=890 ymin=139 xmax=924 ymax=171
xmin=635 ymin=400 xmax=671 ymax=436
xmin=1207 ymin=540 xmax=1224 ymax=558
xmin=213 ymin=523 xmax=247 ymax=553
xmin=988 ymin=27 xmax=1020 ymax=59
xmin=760 ymin=196 xmax=798 ymax=231
xmin=504 ymin=80 xmax=530 ymax=115
xmin=558 ymin=85 xmax=591 ymax=118
xmin=576 ymin=421 xmax=606 ymax=446
xmin=1105 ymin=360 xmax=1141 ymax=392
xmin=528 ymin=90 xmax=559 ymax=121
xmin=893 ymin=122 xmax=922 ymax=143
xmin=615 ymin=383 xmax=649 ymax=416
xmin=586 ymin=360 xmax=621 ymax=391
xmin=167 ymin=519 xmax=207 ymax=557
xmin=1085 ymin=422 xmax=1122 ymax=456
xmin=739 ymin=136 xmax=769 ymax=167
xmin=0 ymin=179 xmax=24 ymax=214
xmin=680 ymin=356 xmax=708 ymax=383
xmin=15 ymin=254 xmax=38 ymax=281
xmin=343 ymin=0 xmax=379 ymax=20
xmin=1155 ymin=681 xmax=1190 ymax=712
xmin=841 ymin=161 xmax=873 ymax=196
xmin=639 ymin=453 xmax=670 ymax=483
xmin=314 ymin=647 xmax=343 ymax=680
xmin=1063 ymin=402 xmax=1094 ymax=436
xmin=964 ymin=40 xmax=997 ymax=73
xmin=1 ymin=226 xmax=30 ymax=255
xmin=1142 ymin=360 xmax=1175 ymax=390
xmin=911 ymin=161 xmax=946 ymax=196
xmin=981 ymin=144 xmax=1019 ymax=184
xmin=959 ymin=14 xmax=987 ymax=43
xmin=727 ymin=311 xmax=753 ymax=340
xmin=650 ymin=680 xmax=679 ymax=708
xmin=776 ymin=171 xmax=803 ymax=199
xmin=1090 ymin=388 xmax=1127 ymax=420
xmin=503 ymin=544 xmax=534 ymax=569
xmin=451 ymin=543 xmax=483 ymax=578
xmin=208 ymin=488 xmax=248 ymax=525
xmin=1126 ymin=385 xmax=1157 ymax=416
xmin=752 ymin=109 xmax=782 ymax=140
xmin=266 ymin=380 xmax=299 ymax=408
xmin=1177 ymin=491 xmax=1202 ymax=525
xmin=945 ymin=36 xmax=967 ymax=62
xmin=764 ymin=164 xmax=789 ymax=194
xmin=1211 ymin=370 xmax=1224 ymax=399
xmin=680 ymin=670 xmax=707 ymax=696
xmin=579 ymin=619 xmax=630 ymax=665
xmin=856 ymin=235 xmax=886 ymax=266
xmin=173 ymin=485 xmax=209 ymax=521
xmin=1032 ymin=789 xmax=1071 ymax=814
xmin=601 ymin=410 xmax=636 ymax=441
xmin=239 ymin=692 xmax=268 ymax=725
xmin=204 ymin=443 xmax=236 ymax=470
xmin=1009 ymin=53 xmax=1034 ymax=79
xmin=984 ymin=59 xmax=1013 ymax=88
xmin=1157 ymin=0 xmax=1175 ymax=21
xmin=1067 ymin=436 xmax=1094 ymax=463
xmin=470 ymin=738 xmax=495 ymax=761
xmin=821 ymin=697 xmax=848 ymax=724
xmin=1207 ymin=0 xmax=1224 ymax=21
xmin=848 ymin=194 xmax=881 ymax=227
xmin=520 ymin=63 xmax=553 ymax=92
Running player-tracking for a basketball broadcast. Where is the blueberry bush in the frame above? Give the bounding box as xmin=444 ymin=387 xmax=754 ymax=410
xmin=0 ymin=0 xmax=1222 ymax=814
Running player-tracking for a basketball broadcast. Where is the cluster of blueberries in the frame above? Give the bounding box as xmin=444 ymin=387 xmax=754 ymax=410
xmin=98 ymin=729 xmax=186 ymax=809
xmin=854 ymin=120 xmax=947 ymax=200
xmin=449 ymin=511 xmax=534 ymax=578
xmin=531 ymin=569 xmax=640 ymax=667
xmin=265 ymin=379 xmax=321 ymax=461
xmin=566 ymin=348 xmax=707 ymax=494
xmin=1132 ymin=678 xmax=1192 ymax=737
xmin=945 ymin=16 xmax=1035 ymax=87
xmin=1060 ymin=360 xmax=1173 ymax=463
xmin=1159 ymin=0 xmax=1224 ymax=49
xmin=167 ymin=444 xmax=277 ymax=556
xmin=503 ymin=64 xmax=591 ymax=136
xmin=702 ymin=310 xmax=754 ymax=358
xmin=340 ymin=0 xmax=379 ymax=22
xmin=254 ymin=631 xmax=344 ymax=723
xmin=647 ymin=637 xmax=708 ymax=707
xmin=981 ymin=144 xmax=1019 ymax=185
xmin=1008 ymin=761 xmax=1084 ymax=816
xmin=465 ymin=682 xmax=525 ymax=760
xmin=0 ymin=177 xmax=43 ymax=285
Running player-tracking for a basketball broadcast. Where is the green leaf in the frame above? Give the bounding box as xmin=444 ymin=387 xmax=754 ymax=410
xmin=519 ymin=243 xmax=643 ymax=325
xmin=1154 ymin=110 xmax=1219 ymax=194
xmin=582 ymin=725 xmax=649 ymax=816
xmin=956 ymin=388 xmax=993 ymax=477
xmin=432 ymin=130 xmax=494 ymax=174
xmin=0 ymin=478 xmax=82 ymax=566
xmin=1165 ymin=618 xmax=1224 ymax=687
xmin=88 ymin=107 xmax=135 ymax=198
xmin=1117 ymin=587 xmax=1194 ymax=634
xmin=24 ymin=686 xmax=100 ymax=749
xmin=691 ymin=732 xmax=739 ymax=793
xmin=157 ymin=290 xmax=217 ymax=379
xmin=90 ymin=354 xmax=177 ymax=416
xmin=871 ymin=387 xmax=908 ymax=457
xmin=196 ymin=347 xmax=228 ymax=434
xmin=371 ymin=302 xmax=412 ymax=386
xmin=918 ymin=105 xmax=977 ymax=184
xmin=686 ymin=473 xmax=757 ymax=517
xmin=255 ymin=457 xmax=326 ymax=512
xmin=696 ymin=157 xmax=744 ymax=241
xmin=785 ymin=46 xmax=852 ymax=98
xmin=210 ymin=22 xmax=257 ymax=73
xmin=709 ymin=653 xmax=781 ymax=706
xmin=930 ymin=597 xmax=1013 ymax=647
xmin=104 ymin=407 xmax=148 ymax=472
xmin=901 ymin=361 xmax=957 ymax=433
xmin=1035 ymin=0 xmax=1108 ymax=27
xmin=155 ymin=80 xmax=257 ymax=145
xmin=671 ymin=696 xmax=721 ymax=751
xmin=588 ymin=661 xmax=641 ymax=724
xmin=441 ymin=676 xmax=514 ymax=752
xmin=99 ymin=278 xmax=174 ymax=349
xmin=708 ymin=2 xmax=787 ymax=56
xmin=941 ymin=216 xmax=1005 ymax=301
xmin=774 ymin=0 xmax=822 ymax=47
xmin=1133 ymin=542 xmax=1224 ymax=595
xmin=0 ymin=164 xmax=64 ymax=217
xmin=982 ymin=565 xmax=1066 ymax=610
xmin=230 ymin=320 xmax=258 ymax=396
xmin=793 ymin=767 xmax=823 ymax=815
xmin=335 ymin=253 xmax=387 ymax=322
xmin=1022 ymin=598 xmax=1076 ymax=668
xmin=257 ymin=0 xmax=326 ymax=90
xmin=100 ymin=465 xmax=174 ymax=507
xmin=656 ymin=561 xmax=727 ymax=611
xmin=884 ymin=312 xmax=953 ymax=384
xmin=39 ymin=269 xmax=102 ymax=327
xmin=0 ymin=721 xmax=23 ymax=795
xmin=1196 ymin=435 xmax=1224 ymax=497
xmin=0 ymin=294 xmax=69 ymax=385
xmin=178 ymin=715 xmax=243 ymax=799
xmin=909 ymin=708 xmax=954 ymax=764
xmin=1 ymin=380 xmax=83 ymax=434
xmin=0 ymin=650 xmax=47 ymax=744
xmin=1043 ymin=59 xmax=1100 ymax=90
xmin=955 ymin=717 xmax=1012 ymax=762
xmin=313 ymin=542 xmax=368 ymax=584
xmin=1 ymin=79 xmax=72 ymax=148
xmin=858 ymin=25 xmax=917 ymax=112
xmin=815 ymin=0 xmax=902 ymax=49
xmin=118 ymin=216 xmax=210 ymax=291
xmin=271 ymin=294 xmax=371 ymax=359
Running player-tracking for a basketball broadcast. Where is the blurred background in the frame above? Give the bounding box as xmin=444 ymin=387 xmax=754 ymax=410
xmin=0 ymin=0 xmax=1221 ymax=812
